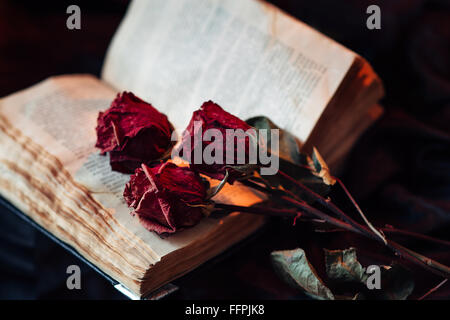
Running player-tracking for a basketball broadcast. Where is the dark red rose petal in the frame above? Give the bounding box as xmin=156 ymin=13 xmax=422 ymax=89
xmin=123 ymin=162 xmax=207 ymax=235
xmin=180 ymin=101 xmax=257 ymax=183
xmin=96 ymin=92 xmax=174 ymax=173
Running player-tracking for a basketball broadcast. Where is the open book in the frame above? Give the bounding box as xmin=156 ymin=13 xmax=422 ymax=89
xmin=0 ymin=0 xmax=383 ymax=298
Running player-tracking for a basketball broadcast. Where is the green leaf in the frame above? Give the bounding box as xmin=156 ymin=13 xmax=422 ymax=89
xmin=271 ymin=248 xmax=334 ymax=300
xmin=324 ymin=247 xmax=367 ymax=283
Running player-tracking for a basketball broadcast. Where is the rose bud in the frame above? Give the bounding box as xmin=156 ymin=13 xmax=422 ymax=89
xmin=123 ymin=162 xmax=209 ymax=235
xmin=95 ymin=92 xmax=174 ymax=173
xmin=180 ymin=101 xmax=258 ymax=183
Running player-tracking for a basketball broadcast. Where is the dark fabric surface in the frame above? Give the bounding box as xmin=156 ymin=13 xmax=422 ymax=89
xmin=0 ymin=0 xmax=449 ymax=299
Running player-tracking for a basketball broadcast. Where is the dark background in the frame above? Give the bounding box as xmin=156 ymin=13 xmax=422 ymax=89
xmin=0 ymin=0 xmax=449 ymax=299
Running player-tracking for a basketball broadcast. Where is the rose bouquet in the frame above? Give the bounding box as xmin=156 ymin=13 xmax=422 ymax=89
xmin=96 ymin=92 xmax=449 ymax=300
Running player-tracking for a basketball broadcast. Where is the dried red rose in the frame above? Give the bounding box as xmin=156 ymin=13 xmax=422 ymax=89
xmin=95 ymin=92 xmax=174 ymax=173
xmin=123 ymin=162 xmax=208 ymax=234
xmin=180 ymin=101 xmax=257 ymax=183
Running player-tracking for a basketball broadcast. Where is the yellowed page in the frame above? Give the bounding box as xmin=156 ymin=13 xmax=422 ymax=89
xmin=102 ymin=0 xmax=355 ymax=142
xmin=0 ymin=75 xmax=263 ymax=260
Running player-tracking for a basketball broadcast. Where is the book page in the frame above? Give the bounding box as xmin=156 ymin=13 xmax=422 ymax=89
xmin=102 ymin=0 xmax=355 ymax=142
xmin=0 ymin=75 xmax=263 ymax=259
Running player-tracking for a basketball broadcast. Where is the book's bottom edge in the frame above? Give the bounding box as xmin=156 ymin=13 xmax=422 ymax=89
xmin=137 ymin=213 xmax=266 ymax=298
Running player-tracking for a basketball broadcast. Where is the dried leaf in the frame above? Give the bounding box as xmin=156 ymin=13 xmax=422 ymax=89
xmin=246 ymin=116 xmax=331 ymax=199
xmin=246 ymin=116 xmax=302 ymax=164
xmin=370 ymin=264 xmax=415 ymax=300
xmin=276 ymin=159 xmax=332 ymax=200
xmin=271 ymin=248 xmax=334 ymax=300
xmin=311 ymin=147 xmax=336 ymax=186
xmin=326 ymin=247 xmax=415 ymax=300
xmin=206 ymin=170 xmax=228 ymax=200
xmin=352 ymin=292 xmax=365 ymax=300
xmin=325 ymin=247 xmax=367 ymax=283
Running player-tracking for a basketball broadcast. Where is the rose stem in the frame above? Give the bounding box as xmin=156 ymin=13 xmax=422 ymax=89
xmin=310 ymin=223 xmax=450 ymax=247
xmin=275 ymin=172 xmax=450 ymax=276
xmin=418 ymin=279 xmax=448 ymax=300
xmin=239 ymin=178 xmax=450 ymax=278
xmin=243 ymin=178 xmax=371 ymax=237
xmin=277 ymin=169 xmax=387 ymax=244
xmin=214 ymin=203 xmax=299 ymax=218
xmin=335 ymin=177 xmax=387 ymax=243
xmin=291 ymin=196 xmax=450 ymax=277
xmin=381 ymin=227 xmax=450 ymax=247
xmin=290 ymin=197 xmax=450 ymax=278
xmin=215 ymin=202 xmax=357 ymax=235
xmin=254 ymin=174 xmax=450 ymax=247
